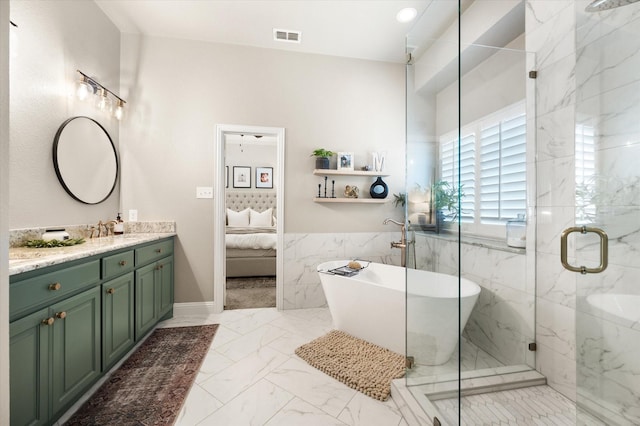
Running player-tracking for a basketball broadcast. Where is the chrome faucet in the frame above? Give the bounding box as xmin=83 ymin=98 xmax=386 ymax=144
xmin=383 ymin=218 xmax=407 ymax=267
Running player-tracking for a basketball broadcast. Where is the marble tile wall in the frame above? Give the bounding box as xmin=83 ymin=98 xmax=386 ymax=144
xmin=413 ymin=233 xmax=534 ymax=368
xmin=282 ymin=232 xmax=402 ymax=309
xmin=528 ymin=2 xmax=640 ymax=422
xmin=526 ymin=0 xmax=579 ymax=403
xmin=573 ymin=1 xmax=640 ymax=423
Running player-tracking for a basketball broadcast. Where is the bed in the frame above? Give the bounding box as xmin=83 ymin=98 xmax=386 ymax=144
xmin=225 ymin=191 xmax=277 ymax=278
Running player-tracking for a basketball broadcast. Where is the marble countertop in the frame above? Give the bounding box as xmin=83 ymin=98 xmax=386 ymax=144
xmin=9 ymin=233 xmax=176 ymax=276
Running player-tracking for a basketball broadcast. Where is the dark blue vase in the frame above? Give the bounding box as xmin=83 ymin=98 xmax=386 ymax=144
xmin=369 ymin=176 xmax=388 ymax=199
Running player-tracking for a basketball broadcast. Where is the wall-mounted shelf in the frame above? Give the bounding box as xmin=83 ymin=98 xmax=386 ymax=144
xmin=313 ymin=197 xmax=389 ymax=204
xmin=313 ymin=169 xmax=390 ymax=177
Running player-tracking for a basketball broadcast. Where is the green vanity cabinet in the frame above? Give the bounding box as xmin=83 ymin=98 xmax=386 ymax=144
xmin=135 ymin=256 xmax=174 ymax=340
xmin=102 ymin=272 xmax=135 ymax=369
xmin=50 ymin=287 xmax=101 ymax=416
xmin=9 ymin=287 xmax=101 ymax=426
xmin=9 ymin=236 xmax=175 ymax=426
xmin=9 ymin=308 xmax=49 ymax=426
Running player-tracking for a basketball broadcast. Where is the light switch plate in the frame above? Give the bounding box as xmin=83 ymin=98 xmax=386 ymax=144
xmin=128 ymin=209 xmax=138 ymax=222
xmin=196 ymin=186 xmax=214 ymax=199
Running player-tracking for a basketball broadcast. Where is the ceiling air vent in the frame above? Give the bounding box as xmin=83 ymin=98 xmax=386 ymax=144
xmin=273 ymin=28 xmax=302 ymax=44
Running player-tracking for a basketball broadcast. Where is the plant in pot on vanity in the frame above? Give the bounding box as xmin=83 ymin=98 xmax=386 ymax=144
xmin=311 ymin=148 xmax=335 ymax=169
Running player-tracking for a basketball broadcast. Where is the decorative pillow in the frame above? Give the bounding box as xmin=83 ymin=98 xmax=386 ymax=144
xmin=249 ymin=208 xmax=273 ymax=227
xmin=227 ymin=208 xmax=250 ymax=227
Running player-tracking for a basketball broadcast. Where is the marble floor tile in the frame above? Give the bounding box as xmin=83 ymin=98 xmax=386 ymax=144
xmin=147 ymin=307 xmax=585 ymax=426
xmin=197 ymin=379 xmax=294 ymax=425
xmin=174 ymin=383 xmax=224 ymax=426
xmin=265 ymin=357 xmax=357 ymax=417
xmin=265 ymin=398 xmax=349 ymax=426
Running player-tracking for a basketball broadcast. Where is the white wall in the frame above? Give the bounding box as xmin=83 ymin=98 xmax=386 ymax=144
xmin=9 ymin=1 xmax=121 ymax=229
xmin=1 ymin=2 xmax=10 ymax=422
xmin=225 ymin=137 xmax=277 ymax=191
xmin=119 ymin=34 xmax=405 ymax=303
xmin=436 ymin=34 xmax=526 ymax=135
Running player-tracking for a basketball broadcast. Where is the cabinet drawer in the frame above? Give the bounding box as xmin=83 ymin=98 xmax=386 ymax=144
xmin=10 ymin=260 xmax=100 ymax=320
xmin=135 ymin=240 xmax=173 ymax=266
xmin=102 ymin=250 xmax=135 ymax=280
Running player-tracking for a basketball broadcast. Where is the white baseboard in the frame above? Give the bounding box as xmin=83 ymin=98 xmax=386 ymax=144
xmin=173 ymin=302 xmax=217 ymax=316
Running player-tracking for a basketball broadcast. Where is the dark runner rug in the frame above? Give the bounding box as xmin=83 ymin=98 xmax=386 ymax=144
xmin=295 ymin=330 xmax=405 ymax=401
xmin=65 ymin=324 xmax=218 ymax=425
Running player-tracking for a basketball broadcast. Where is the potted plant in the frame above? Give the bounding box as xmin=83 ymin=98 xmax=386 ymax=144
xmin=392 ymin=192 xmax=406 ymax=208
xmin=432 ymin=180 xmax=464 ymax=230
xmin=311 ymin=148 xmax=335 ymax=170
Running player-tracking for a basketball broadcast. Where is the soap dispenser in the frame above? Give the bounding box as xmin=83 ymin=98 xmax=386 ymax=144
xmin=114 ymin=213 xmax=124 ymax=235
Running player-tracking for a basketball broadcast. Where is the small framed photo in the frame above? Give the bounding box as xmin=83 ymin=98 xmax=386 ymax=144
xmin=233 ymin=166 xmax=251 ymax=188
xmin=338 ymin=152 xmax=354 ymax=171
xmin=225 ymin=166 xmax=229 ymax=188
xmin=256 ymin=167 xmax=273 ymax=189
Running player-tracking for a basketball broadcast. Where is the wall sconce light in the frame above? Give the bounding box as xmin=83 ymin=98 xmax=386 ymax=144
xmin=75 ymin=69 xmax=126 ymax=120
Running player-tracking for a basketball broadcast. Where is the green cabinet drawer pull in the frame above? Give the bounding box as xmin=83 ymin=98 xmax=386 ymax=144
xmin=56 ymin=311 xmax=67 ymax=319
xmin=49 ymin=282 xmax=62 ymax=291
xmin=106 ymin=288 xmax=115 ymax=295
xmin=42 ymin=317 xmax=55 ymax=326
xmin=119 ymin=260 xmax=127 ymax=266
xmin=155 ymin=248 xmax=162 ymax=254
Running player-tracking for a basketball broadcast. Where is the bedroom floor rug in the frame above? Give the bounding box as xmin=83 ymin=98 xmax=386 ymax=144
xmin=295 ymin=330 xmax=405 ymax=401
xmin=226 ymin=276 xmax=276 ymax=309
xmin=65 ymin=324 xmax=218 ymax=426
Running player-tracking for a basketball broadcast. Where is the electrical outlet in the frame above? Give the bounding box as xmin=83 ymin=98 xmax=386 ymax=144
xmin=128 ymin=209 xmax=138 ymax=222
xmin=196 ymin=186 xmax=214 ymax=199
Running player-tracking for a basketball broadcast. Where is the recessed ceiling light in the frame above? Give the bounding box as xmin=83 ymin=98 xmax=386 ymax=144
xmin=396 ymin=7 xmax=417 ymax=23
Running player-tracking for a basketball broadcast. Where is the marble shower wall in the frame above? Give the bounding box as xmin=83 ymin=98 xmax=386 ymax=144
xmin=526 ymin=0 xmax=579 ymax=402
xmin=282 ymin=232 xmax=402 ymax=309
xmin=414 ymin=233 xmax=534 ymax=368
xmin=573 ymin=1 xmax=640 ymax=423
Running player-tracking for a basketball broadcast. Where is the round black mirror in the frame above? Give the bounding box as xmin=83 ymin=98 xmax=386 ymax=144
xmin=52 ymin=116 xmax=119 ymax=204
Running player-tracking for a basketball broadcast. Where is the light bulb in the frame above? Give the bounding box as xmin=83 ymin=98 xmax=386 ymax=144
xmin=76 ymin=76 xmax=93 ymax=101
xmin=396 ymin=7 xmax=417 ymax=23
xmin=114 ymin=99 xmax=125 ymax=120
xmin=96 ymin=88 xmax=112 ymax=113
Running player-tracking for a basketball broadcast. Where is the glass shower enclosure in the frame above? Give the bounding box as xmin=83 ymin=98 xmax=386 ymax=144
xmin=403 ymin=0 xmax=640 ymax=424
xmin=404 ymin=0 xmax=537 ymax=423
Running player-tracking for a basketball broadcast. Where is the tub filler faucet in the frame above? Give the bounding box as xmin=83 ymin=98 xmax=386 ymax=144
xmin=383 ymin=218 xmax=407 ymax=267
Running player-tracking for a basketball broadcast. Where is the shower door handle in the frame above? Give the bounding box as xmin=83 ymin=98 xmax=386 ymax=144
xmin=560 ymin=226 xmax=608 ymax=274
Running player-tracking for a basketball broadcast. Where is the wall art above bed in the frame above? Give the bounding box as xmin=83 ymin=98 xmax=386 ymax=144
xmin=233 ymin=166 xmax=251 ymax=188
xmin=256 ymin=167 xmax=273 ymax=189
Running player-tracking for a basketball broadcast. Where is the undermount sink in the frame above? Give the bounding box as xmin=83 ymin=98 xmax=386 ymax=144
xmin=586 ymin=293 xmax=640 ymax=324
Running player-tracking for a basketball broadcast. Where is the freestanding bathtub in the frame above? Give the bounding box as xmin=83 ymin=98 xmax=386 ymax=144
xmin=317 ymin=260 xmax=481 ymax=365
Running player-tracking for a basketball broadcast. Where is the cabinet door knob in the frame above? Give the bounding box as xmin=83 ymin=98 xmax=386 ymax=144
xmin=119 ymin=260 xmax=127 ymax=266
xmin=48 ymin=282 xmax=62 ymax=291
xmin=42 ymin=317 xmax=55 ymax=326
xmin=155 ymin=248 xmax=162 ymax=254
xmin=106 ymin=288 xmax=115 ymax=295
xmin=56 ymin=311 xmax=67 ymax=319
xmin=159 ymin=264 xmax=164 ymax=269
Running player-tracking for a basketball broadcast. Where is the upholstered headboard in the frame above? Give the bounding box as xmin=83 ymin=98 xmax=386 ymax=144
xmin=226 ymin=191 xmax=277 ymax=213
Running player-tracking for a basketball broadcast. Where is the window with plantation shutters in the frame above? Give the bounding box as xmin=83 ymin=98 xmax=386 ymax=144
xmin=441 ymin=134 xmax=475 ymax=221
xmin=479 ymin=113 xmax=527 ymax=222
xmin=575 ymin=124 xmax=596 ymax=224
xmin=439 ymin=101 xmax=527 ymax=235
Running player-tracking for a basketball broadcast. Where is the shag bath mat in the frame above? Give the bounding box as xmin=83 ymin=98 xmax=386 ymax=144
xmin=295 ymin=330 xmax=405 ymax=401
xmin=65 ymin=324 xmax=218 ymax=425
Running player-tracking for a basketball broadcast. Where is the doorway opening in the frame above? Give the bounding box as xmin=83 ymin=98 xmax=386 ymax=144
xmin=214 ymin=125 xmax=285 ymax=313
